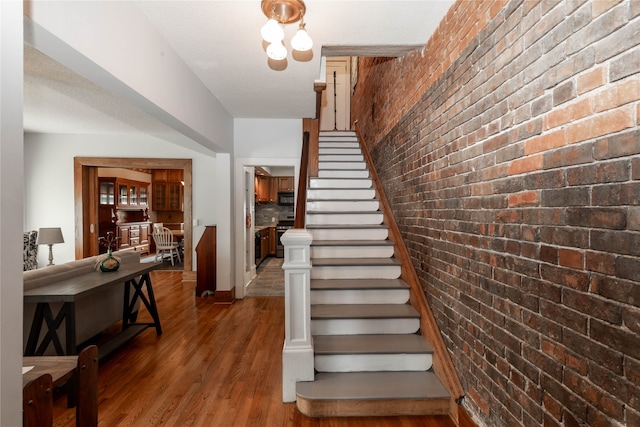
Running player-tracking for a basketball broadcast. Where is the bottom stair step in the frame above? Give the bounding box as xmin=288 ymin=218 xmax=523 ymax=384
xmin=296 ymin=371 xmax=450 ymax=417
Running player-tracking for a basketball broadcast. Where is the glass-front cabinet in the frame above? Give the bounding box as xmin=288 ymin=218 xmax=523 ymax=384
xmin=119 ymin=183 xmax=128 ymax=206
xmin=99 ymin=180 xmax=115 ymax=205
xmin=100 ymin=178 xmax=149 ymax=208
xmin=139 ymin=186 xmax=148 ymax=206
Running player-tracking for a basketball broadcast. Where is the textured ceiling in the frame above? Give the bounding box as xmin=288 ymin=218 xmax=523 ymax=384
xmin=24 ymin=1 xmax=454 ymax=140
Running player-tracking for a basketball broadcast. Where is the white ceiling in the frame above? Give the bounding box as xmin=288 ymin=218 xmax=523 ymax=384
xmin=23 ymin=1 xmax=454 ymax=142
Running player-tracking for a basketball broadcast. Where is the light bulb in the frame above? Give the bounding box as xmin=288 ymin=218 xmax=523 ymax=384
xmin=291 ymin=27 xmax=313 ymax=51
xmin=261 ymin=18 xmax=284 ymax=43
xmin=266 ymin=40 xmax=287 ymax=60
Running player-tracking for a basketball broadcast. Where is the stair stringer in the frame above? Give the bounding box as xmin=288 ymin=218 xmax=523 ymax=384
xmin=353 ymin=124 xmax=465 ymax=422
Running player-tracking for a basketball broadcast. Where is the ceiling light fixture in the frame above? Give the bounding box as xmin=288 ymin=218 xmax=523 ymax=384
xmin=261 ymin=0 xmax=312 ymax=60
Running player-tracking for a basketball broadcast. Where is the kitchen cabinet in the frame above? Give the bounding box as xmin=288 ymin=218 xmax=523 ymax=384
xmin=277 ymin=176 xmax=295 ymax=192
xmin=152 ymin=170 xmax=184 ymax=211
xmin=255 ymin=175 xmax=276 ymax=203
xmin=269 ymin=227 xmax=276 ymax=256
xmin=255 ymin=227 xmax=273 ymax=265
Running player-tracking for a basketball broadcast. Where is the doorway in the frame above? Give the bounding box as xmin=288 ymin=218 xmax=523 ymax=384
xmin=320 ymin=57 xmax=351 ymax=131
xmin=73 ymin=157 xmax=193 ymax=272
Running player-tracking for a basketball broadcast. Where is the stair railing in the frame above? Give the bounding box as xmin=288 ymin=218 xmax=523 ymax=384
xmin=353 ymin=121 xmax=465 ymax=418
xmin=294 ymin=130 xmax=310 ymax=229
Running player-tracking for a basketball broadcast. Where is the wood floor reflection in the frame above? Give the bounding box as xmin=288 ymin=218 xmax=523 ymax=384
xmin=51 ymin=270 xmax=455 ymax=427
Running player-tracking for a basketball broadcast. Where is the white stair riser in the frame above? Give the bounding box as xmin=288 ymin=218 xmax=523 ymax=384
xmin=319 ymin=148 xmax=362 ymax=155
xmin=318 ymin=170 xmax=370 ymax=179
xmin=311 ymin=245 xmax=394 ymax=259
xmin=307 ymin=188 xmax=376 ymax=200
xmin=307 ymin=213 xmax=383 ymax=226
xmin=311 ymin=318 xmax=420 ymax=335
xmin=319 ymin=161 xmax=367 ymax=170
xmin=319 ymin=142 xmax=360 ymax=149
xmin=309 ymin=178 xmax=372 ymax=189
xmin=311 ymin=289 xmax=409 ymax=305
xmin=319 ymin=134 xmax=358 ymax=141
xmin=308 ymin=228 xmax=389 ymax=241
xmin=319 ymin=154 xmax=364 ymax=162
xmin=311 ymin=265 xmax=401 ymax=280
xmin=307 ymin=200 xmax=379 ymax=212
xmin=315 ymin=354 xmax=433 ymax=373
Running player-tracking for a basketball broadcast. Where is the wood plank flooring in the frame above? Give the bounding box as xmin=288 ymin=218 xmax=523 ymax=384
xmin=51 ymin=270 xmax=456 ymax=427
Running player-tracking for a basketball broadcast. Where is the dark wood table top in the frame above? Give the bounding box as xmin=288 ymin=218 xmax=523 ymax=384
xmin=23 ymin=262 xmax=161 ymax=303
xmin=23 ymin=356 xmax=77 ymax=385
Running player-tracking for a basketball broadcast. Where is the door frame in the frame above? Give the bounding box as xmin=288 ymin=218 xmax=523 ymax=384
xmin=73 ymin=157 xmax=193 ymax=272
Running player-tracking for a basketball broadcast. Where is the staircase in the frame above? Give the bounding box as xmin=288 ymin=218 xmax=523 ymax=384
xmin=295 ymin=131 xmax=451 ymax=417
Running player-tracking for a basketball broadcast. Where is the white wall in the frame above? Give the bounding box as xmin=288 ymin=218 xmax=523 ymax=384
xmin=25 ymin=1 xmax=233 ymax=154
xmin=233 ymin=118 xmax=303 ymax=298
xmin=23 ymin=133 xmax=225 ymax=279
xmin=0 ymin=1 xmax=24 ymax=424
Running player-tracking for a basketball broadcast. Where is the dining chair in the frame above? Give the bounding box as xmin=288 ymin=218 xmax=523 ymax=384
xmin=152 ymin=226 xmax=182 ymax=265
xmin=23 ymin=374 xmax=53 ymax=427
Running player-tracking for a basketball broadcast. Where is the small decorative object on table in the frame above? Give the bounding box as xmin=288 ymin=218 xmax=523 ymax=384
xmin=96 ymin=232 xmax=121 ymax=272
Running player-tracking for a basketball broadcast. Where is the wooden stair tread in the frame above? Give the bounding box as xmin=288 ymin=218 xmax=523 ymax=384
xmin=310 ymin=278 xmax=408 ymax=290
xmin=311 ymin=304 xmax=419 ymax=319
xmin=296 ymin=371 xmax=449 ymax=401
xmin=312 ymin=258 xmax=400 ymax=267
xmin=314 ymin=334 xmax=434 ymax=355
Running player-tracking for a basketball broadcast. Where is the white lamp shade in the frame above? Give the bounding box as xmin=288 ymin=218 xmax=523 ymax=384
xmin=266 ymin=40 xmax=287 ymax=60
xmin=261 ymin=18 xmax=284 ymax=43
xmin=37 ymin=227 xmax=64 ymax=245
xmin=291 ymin=28 xmax=313 ymax=51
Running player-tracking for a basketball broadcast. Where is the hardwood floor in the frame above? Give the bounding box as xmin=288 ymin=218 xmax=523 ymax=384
xmin=51 ymin=271 xmax=456 ymax=426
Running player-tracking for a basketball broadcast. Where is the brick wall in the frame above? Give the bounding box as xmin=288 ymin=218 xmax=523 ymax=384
xmin=351 ymin=0 xmax=640 ymax=426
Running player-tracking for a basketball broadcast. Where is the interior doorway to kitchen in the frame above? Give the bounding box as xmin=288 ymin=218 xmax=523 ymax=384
xmin=235 ymin=158 xmax=297 ymax=300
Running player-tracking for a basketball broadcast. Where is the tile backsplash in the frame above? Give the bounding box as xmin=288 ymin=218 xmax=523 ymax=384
xmin=255 ymin=203 xmax=294 ymax=226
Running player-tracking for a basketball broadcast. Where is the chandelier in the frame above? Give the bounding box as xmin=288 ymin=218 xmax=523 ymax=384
xmin=260 ymin=0 xmax=313 ymax=60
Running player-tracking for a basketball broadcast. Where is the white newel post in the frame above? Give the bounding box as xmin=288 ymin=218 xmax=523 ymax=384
xmin=281 ymin=228 xmax=314 ymax=402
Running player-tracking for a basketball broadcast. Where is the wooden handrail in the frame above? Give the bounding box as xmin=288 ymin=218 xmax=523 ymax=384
xmin=314 ymin=81 xmax=326 ymax=122
xmin=353 ymin=121 xmax=465 ymax=416
xmin=294 ymin=130 xmax=310 ymax=229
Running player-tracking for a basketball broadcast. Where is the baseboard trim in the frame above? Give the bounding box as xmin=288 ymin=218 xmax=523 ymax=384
xmin=182 ymin=271 xmax=196 ymax=281
xmin=214 ymin=288 xmax=236 ymax=304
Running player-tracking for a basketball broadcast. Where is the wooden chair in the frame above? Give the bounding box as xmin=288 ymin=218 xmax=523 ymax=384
xmin=23 ymin=374 xmax=53 ymax=427
xmin=152 ymin=226 xmax=182 ymax=265
xmin=76 ymin=345 xmax=98 ymax=427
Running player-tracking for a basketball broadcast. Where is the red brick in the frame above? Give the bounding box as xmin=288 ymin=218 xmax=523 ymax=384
xmin=566 ymin=106 xmax=635 ymax=144
xmin=507 ymin=154 xmax=543 ymax=175
xmin=525 ymin=129 xmax=568 ymax=154
xmin=508 ymin=190 xmax=540 ymax=207
xmin=594 ymin=78 xmax=640 ymax=113
xmin=577 ymin=67 xmax=606 ymax=94
xmin=558 ymin=248 xmax=583 ymax=269
xmin=544 ymin=100 xmax=592 ymax=130
xmin=585 ymin=251 xmax=617 ymax=275
xmin=592 ymin=0 xmax=624 ymax=17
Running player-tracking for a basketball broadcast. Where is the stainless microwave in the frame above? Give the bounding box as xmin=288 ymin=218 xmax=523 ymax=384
xmin=278 ymin=192 xmax=294 ymax=206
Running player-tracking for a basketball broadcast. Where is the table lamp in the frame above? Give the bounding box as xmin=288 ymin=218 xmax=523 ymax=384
xmin=37 ymin=227 xmax=64 ymax=266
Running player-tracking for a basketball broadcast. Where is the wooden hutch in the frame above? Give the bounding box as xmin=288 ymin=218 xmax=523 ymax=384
xmin=98 ymin=177 xmax=152 ymax=255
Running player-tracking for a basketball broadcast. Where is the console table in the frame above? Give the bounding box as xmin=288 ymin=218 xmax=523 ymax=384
xmin=24 ymin=263 xmax=162 ymax=358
